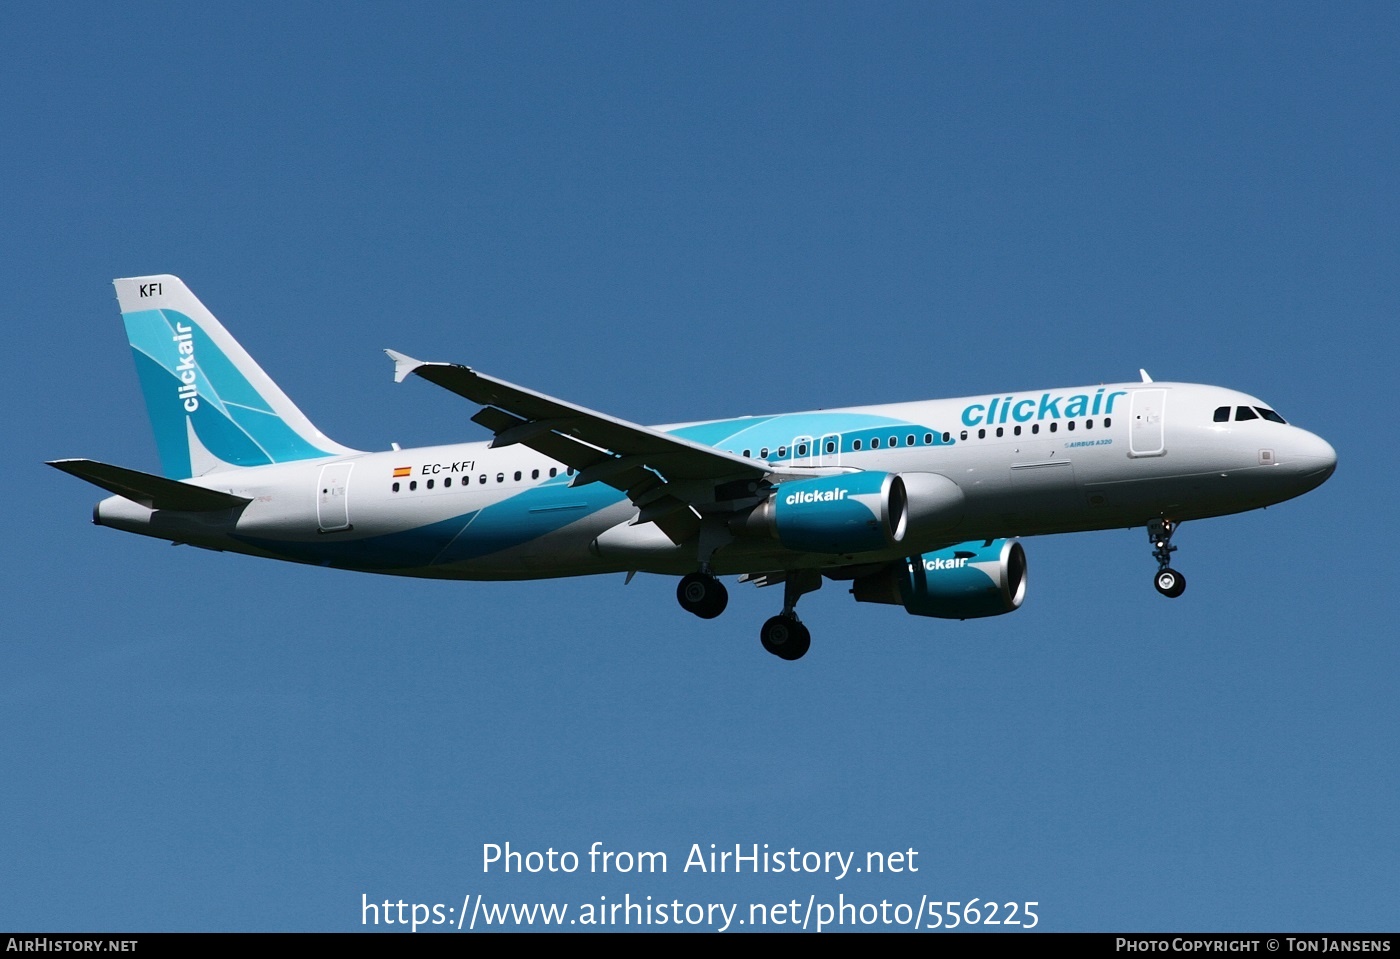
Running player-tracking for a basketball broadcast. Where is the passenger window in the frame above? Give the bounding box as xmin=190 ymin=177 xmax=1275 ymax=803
xmin=1214 ymin=406 xmax=1230 ymax=423
xmin=942 ymin=432 xmax=950 ymax=442
xmin=959 ymin=431 xmax=967 ymax=441
xmin=1067 ymin=421 xmax=1075 ymax=431
xmin=479 ymin=474 xmax=487 ymax=484
xmin=444 ymin=477 xmax=452 ymax=487
xmin=760 ymin=448 xmax=769 ymax=458
xmin=426 ymin=479 xmax=434 ymax=489
xmin=825 ymin=441 xmax=835 ymax=454
xmin=907 ymin=434 xmax=915 ymax=446
xmin=778 ymin=446 xmax=787 ymax=458
xmin=1236 ymin=406 xmax=1258 ymax=421
xmin=549 ymin=468 xmax=558 ymax=478
xmin=743 ymin=449 xmax=751 ymax=458
xmin=1104 ymin=417 xmax=1112 ymax=427
xmin=924 ymin=433 xmax=933 ymax=444
xmin=853 ymin=440 xmax=862 ymax=451
xmin=797 ymin=444 xmax=807 ymax=456
xmin=1049 ymin=422 xmax=1058 ymax=433
xmin=977 ymin=429 xmax=986 ymax=439
xmin=392 ymin=482 xmax=400 ymax=493
xmin=1013 ymin=425 xmax=1021 ymax=436
xmin=871 ymin=438 xmax=881 ymax=449
xmin=995 ymin=427 xmax=1004 ymax=437
xmin=1086 ymin=419 xmax=1093 ymax=429
xmin=409 ymin=481 xmax=417 ymax=491
xmin=531 ymin=469 xmax=539 ymax=480
xmin=1032 ymin=424 xmax=1040 ymax=434
xmin=497 ymin=473 xmax=505 ymax=483
xmin=888 ymin=436 xmax=897 ymax=448
xmin=514 ymin=471 xmax=522 ymax=481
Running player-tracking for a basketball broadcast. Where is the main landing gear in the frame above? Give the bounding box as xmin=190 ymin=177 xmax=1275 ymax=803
xmin=760 ymin=615 xmax=810 ymax=661
xmin=674 ymin=567 xmax=819 ymax=661
xmin=1148 ymin=518 xmax=1186 ymax=598
xmin=760 ymin=569 xmax=821 ymax=661
xmin=677 ymin=571 xmax=728 ymax=619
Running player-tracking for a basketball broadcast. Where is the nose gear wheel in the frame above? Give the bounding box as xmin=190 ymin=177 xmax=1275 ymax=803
xmin=1148 ymin=519 xmax=1186 ymax=598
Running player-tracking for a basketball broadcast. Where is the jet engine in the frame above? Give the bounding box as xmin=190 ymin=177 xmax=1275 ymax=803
xmin=734 ymin=471 xmax=964 ymax=555
xmin=851 ymin=539 xmax=1027 ymax=619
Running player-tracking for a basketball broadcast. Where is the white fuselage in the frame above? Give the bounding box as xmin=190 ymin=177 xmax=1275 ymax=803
xmin=95 ymin=381 xmax=1337 ymax=580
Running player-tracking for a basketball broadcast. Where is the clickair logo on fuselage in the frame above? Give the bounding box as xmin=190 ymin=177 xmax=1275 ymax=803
xmin=785 ymin=487 xmax=849 ymax=506
xmin=960 ymin=388 xmax=1127 ymax=427
xmin=172 ymin=321 xmax=199 ymax=412
xmin=923 ymin=557 xmax=969 ymax=571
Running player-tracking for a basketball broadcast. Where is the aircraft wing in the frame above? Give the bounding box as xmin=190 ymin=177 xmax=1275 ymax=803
xmin=387 ymin=352 xmax=770 ymax=538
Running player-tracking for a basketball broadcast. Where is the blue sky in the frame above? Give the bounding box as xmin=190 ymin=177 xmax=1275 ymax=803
xmin=4 ymin=2 xmax=1396 ymax=932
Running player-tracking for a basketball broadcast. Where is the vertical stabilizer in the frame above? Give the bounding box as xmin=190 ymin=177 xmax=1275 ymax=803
xmin=114 ymin=275 xmax=360 ymax=479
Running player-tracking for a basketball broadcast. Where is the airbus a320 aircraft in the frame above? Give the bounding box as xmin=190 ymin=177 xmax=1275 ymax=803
xmin=52 ymin=276 xmax=1337 ymax=660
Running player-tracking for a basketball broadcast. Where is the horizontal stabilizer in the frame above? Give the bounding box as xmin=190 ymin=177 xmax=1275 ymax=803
xmin=47 ymin=459 xmax=251 ymax=511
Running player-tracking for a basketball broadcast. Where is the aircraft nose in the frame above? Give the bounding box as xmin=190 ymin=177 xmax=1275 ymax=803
xmin=1285 ymin=429 xmax=1337 ymax=487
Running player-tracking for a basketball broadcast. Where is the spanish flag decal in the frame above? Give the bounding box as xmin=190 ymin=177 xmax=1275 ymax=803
xmin=393 ymin=466 xmax=412 ymax=478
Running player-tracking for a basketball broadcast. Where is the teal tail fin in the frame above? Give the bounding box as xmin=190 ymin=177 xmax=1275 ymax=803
xmin=114 ymin=275 xmax=361 ymax=479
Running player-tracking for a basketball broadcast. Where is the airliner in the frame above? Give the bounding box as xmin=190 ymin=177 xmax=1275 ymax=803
xmin=51 ymin=276 xmax=1337 ymax=660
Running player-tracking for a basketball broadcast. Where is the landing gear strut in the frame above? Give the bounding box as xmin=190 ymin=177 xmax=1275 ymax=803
xmin=677 ymin=571 xmax=728 ymax=619
xmin=1148 ymin=518 xmax=1186 ymax=598
xmin=760 ymin=569 xmax=821 ymax=661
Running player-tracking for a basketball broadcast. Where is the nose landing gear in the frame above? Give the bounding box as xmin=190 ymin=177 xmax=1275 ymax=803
xmin=1154 ymin=567 xmax=1186 ymax=597
xmin=1148 ymin=518 xmax=1186 ymax=598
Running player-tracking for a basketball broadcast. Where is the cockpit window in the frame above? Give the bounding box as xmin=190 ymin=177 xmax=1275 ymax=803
xmin=1255 ymin=407 xmax=1287 ymax=424
xmin=1235 ymin=406 xmax=1258 ymax=421
xmin=1213 ymin=406 xmax=1230 ymax=423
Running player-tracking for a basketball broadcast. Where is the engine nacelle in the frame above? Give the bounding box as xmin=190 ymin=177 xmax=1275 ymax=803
xmin=737 ymin=471 xmax=964 ymax=555
xmin=852 ymin=539 xmax=1027 ymax=619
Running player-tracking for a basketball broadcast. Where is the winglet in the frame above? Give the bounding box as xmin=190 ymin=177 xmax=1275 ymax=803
xmin=1139 ymin=368 xmax=1154 ymax=383
xmin=385 ymin=349 xmax=424 ymax=384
